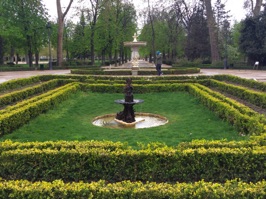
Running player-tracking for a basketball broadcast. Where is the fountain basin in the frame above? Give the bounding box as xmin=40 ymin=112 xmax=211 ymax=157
xmin=115 ymin=99 xmax=144 ymax=105
xmin=92 ymin=113 xmax=168 ymax=129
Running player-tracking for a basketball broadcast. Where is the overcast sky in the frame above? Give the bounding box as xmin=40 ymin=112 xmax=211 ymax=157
xmin=43 ymin=0 xmax=247 ymax=23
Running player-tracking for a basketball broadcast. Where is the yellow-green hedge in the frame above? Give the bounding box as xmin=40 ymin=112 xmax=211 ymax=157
xmin=0 ymin=140 xmax=129 ymax=153
xmin=0 ymin=144 xmax=265 ymax=183
xmin=187 ymin=84 xmax=265 ymax=135
xmin=0 ymin=79 xmax=72 ymax=107
xmin=0 ymin=76 xmax=41 ymax=93
xmin=0 ymin=179 xmax=265 ymax=199
xmin=213 ymin=74 xmax=266 ymax=92
xmin=0 ymin=83 xmax=80 ymax=135
xmin=207 ymin=79 xmax=266 ymax=108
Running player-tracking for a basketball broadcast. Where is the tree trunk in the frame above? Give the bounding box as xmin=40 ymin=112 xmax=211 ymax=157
xmin=9 ymin=46 xmax=15 ymax=63
xmin=16 ymin=53 xmax=19 ymax=65
xmin=57 ymin=18 xmax=64 ymax=67
xmin=0 ymin=37 xmax=3 ymax=65
xmin=35 ymin=52 xmax=39 ymax=67
xmin=27 ymin=35 xmax=33 ymax=67
xmin=253 ymin=0 xmax=263 ymax=16
xmin=56 ymin=0 xmax=73 ymax=67
xmin=148 ymin=0 xmax=156 ymax=62
xmin=204 ymin=0 xmax=220 ymax=63
xmin=90 ymin=29 xmax=95 ymax=66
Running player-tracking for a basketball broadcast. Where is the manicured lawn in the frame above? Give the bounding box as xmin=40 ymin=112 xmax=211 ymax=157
xmin=0 ymin=91 xmax=247 ymax=147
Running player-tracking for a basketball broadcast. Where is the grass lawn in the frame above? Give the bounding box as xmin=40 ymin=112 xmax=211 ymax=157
xmin=0 ymin=91 xmax=247 ymax=148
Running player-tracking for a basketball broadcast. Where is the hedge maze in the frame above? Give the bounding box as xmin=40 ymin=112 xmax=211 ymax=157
xmin=0 ymin=74 xmax=265 ymax=198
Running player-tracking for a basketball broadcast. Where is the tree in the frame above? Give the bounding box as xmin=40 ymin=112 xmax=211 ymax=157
xmin=56 ymin=0 xmax=74 ymax=67
xmin=0 ymin=0 xmax=48 ymax=67
xmin=185 ymin=6 xmax=211 ymax=61
xmin=69 ymin=12 xmax=89 ymax=60
xmin=244 ymin=0 xmax=263 ymax=17
xmin=239 ymin=10 xmax=266 ymax=65
xmin=79 ymin=0 xmax=103 ymax=66
xmin=203 ymin=0 xmax=220 ymax=63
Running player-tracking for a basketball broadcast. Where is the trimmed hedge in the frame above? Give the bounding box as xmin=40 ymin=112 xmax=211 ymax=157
xmin=213 ymin=74 xmax=266 ymax=92
xmin=177 ymin=139 xmax=261 ymax=150
xmin=206 ymin=79 xmax=266 ymax=108
xmin=71 ymin=68 xmax=200 ymax=76
xmin=81 ymin=83 xmax=189 ymax=93
xmin=187 ymin=84 xmax=265 ymax=135
xmin=0 ymin=79 xmax=72 ymax=107
xmin=194 ymin=83 xmax=266 ymax=124
xmin=0 ymin=140 xmax=129 ymax=153
xmin=0 ymin=145 xmax=265 ymax=183
xmin=0 ymin=76 xmax=41 ymax=93
xmin=0 ymin=179 xmax=265 ymax=199
xmin=0 ymin=83 xmax=80 ymax=135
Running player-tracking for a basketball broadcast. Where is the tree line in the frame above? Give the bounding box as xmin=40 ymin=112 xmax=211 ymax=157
xmin=0 ymin=0 xmax=265 ymax=68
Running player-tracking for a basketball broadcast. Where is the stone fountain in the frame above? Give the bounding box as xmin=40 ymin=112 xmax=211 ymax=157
xmin=124 ymin=33 xmax=147 ymax=75
xmin=115 ymin=78 xmax=144 ymax=125
xmin=92 ymin=79 xmax=168 ymax=129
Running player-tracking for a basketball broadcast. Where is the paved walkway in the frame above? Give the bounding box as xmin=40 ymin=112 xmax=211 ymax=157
xmin=0 ymin=70 xmax=71 ymax=84
xmin=0 ymin=68 xmax=266 ymax=84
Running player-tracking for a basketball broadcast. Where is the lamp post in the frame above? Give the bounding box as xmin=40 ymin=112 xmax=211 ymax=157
xmin=46 ymin=22 xmax=52 ymax=70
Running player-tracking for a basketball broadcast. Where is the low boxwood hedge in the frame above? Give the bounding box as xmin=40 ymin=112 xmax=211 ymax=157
xmin=0 ymin=144 xmax=264 ymax=183
xmin=0 ymin=83 xmax=80 ymax=135
xmin=0 ymin=179 xmax=264 ymax=199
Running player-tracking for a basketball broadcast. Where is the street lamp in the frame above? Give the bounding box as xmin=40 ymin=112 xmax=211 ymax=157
xmin=46 ymin=22 xmax=52 ymax=70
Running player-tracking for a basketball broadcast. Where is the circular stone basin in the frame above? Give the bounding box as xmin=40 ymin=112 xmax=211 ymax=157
xmin=92 ymin=113 xmax=168 ymax=129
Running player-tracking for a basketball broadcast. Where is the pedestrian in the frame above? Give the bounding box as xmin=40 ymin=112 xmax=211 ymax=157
xmin=155 ymin=50 xmax=163 ymax=76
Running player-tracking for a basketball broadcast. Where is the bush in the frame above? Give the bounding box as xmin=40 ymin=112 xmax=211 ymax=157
xmin=0 ymin=143 xmax=264 ymax=183
xmin=0 ymin=179 xmax=265 ymax=198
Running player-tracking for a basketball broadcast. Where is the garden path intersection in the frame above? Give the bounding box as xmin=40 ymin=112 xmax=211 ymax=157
xmin=0 ymin=61 xmax=266 ymax=84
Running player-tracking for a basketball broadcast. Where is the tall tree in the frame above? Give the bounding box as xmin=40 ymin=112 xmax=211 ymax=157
xmin=0 ymin=0 xmax=48 ymax=67
xmin=244 ymin=0 xmax=263 ymax=17
xmin=56 ymin=0 xmax=74 ymax=67
xmin=203 ymin=0 xmax=220 ymax=62
xmin=79 ymin=0 xmax=103 ymax=65
xmin=239 ymin=10 xmax=266 ymax=65
xmin=185 ymin=6 xmax=211 ymax=61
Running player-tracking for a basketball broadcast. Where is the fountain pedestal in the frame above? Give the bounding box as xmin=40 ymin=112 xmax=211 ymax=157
xmin=124 ymin=33 xmax=147 ymax=75
xmin=115 ymin=78 xmax=144 ymax=125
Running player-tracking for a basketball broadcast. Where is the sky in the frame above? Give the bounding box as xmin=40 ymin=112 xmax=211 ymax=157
xmin=43 ymin=0 xmax=247 ymax=23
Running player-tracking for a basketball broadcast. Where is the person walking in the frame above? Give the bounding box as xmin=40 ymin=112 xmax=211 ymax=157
xmin=155 ymin=50 xmax=163 ymax=76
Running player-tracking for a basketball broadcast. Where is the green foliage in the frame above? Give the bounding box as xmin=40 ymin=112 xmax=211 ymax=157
xmin=208 ymin=79 xmax=266 ymax=108
xmin=2 ymin=91 xmax=242 ymax=146
xmin=0 ymin=0 xmax=49 ymax=66
xmin=71 ymin=68 xmax=200 ymax=76
xmin=239 ymin=11 xmax=266 ymax=64
xmin=213 ymin=74 xmax=266 ymax=91
xmin=0 ymin=141 xmax=265 ymax=183
xmin=187 ymin=83 xmax=265 ymax=135
xmin=185 ymin=8 xmax=211 ymax=61
xmin=0 ymin=83 xmax=80 ymax=135
xmin=0 ymin=179 xmax=264 ymax=198
xmin=0 ymin=79 xmax=70 ymax=107
xmin=0 ymin=76 xmax=41 ymax=93
xmin=0 ymin=74 xmax=265 ymax=196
